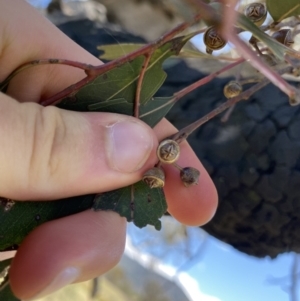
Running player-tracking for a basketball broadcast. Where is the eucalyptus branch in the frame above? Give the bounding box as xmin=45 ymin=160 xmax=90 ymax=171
xmin=0 ymin=11 xmax=205 ymax=105
xmin=140 ymin=58 xmax=245 ymax=119
xmin=40 ymin=12 xmax=206 ymax=106
xmin=0 ymin=59 xmax=95 ymax=91
xmin=226 ymin=33 xmax=300 ymax=104
xmin=168 ymin=65 xmax=293 ymax=144
xmin=173 ymin=58 xmax=245 ymax=100
xmin=191 ymin=0 xmax=300 ymax=104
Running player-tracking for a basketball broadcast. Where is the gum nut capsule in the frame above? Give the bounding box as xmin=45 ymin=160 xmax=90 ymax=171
xmin=180 ymin=167 xmax=200 ymax=187
xmin=223 ymin=81 xmax=243 ymax=99
xmin=244 ymin=2 xmax=267 ymax=26
xmin=272 ymin=29 xmax=294 ymax=46
xmin=157 ymin=139 xmax=180 ymax=164
xmin=143 ymin=167 xmax=165 ymax=188
xmin=203 ymin=26 xmax=226 ymax=54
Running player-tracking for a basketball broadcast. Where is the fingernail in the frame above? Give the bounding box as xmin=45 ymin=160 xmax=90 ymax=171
xmin=24 ymin=267 xmax=80 ymax=300
xmin=106 ymin=120 xmax=154 ymax=173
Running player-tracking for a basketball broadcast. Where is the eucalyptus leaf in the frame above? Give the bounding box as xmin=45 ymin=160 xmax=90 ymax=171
xmin=0 ymin=195 xmax=94 ymax=251
xmin=0 ymin=259 xmax=18 ymax=301
xmin=59 ymin=35 xmax=192 ymax=111
xmin=267 ymin=0 xmax=300 ymax=22
xmin=88 ymin=96 xmax=175 ymax=127
xmin=98 ymin=42 xmax=219 ymax=61
xmin=93 ymin=181 xmax=167 ymax=230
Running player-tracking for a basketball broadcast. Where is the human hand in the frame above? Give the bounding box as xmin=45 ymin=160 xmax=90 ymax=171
xmin=0 ymin=0 xmax=217 ymax=299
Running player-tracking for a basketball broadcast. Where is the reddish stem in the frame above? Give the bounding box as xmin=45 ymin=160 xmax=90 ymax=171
xmin=134 ymin=54 xmax=152 ymax=118
xmin=174 ymin=58 xmax=245 ymax=100
xmin=227 ymin=33 xmax=297 ymax=99
xmin=0 ymin=59 xmax=95 ymax=91
xmin=140 ymin=58 xmax=245 ymax=118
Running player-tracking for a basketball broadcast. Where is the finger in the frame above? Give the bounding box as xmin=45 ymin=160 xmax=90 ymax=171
xmin=0 ymin=0 xmax=101 ymax=103
xmin=154 ymin=120 xmax=218 ymax=226
xmin=0 ymin=93 xmax=158 ymax=200
xmin=9 ymin=211 xmax=126 ymax=300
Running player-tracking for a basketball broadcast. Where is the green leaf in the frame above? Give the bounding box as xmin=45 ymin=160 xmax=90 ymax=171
xmin=0 ymin=195 xmax=94 ymax=251
xmin=58 ymin=35 xmax=192 ymax=112
xmin=0 ymin=259 xmax=19 ymax=301
xmin=93 ymin=181 xmax=167 ymax=230
xmin=88 ymin=96 xmax=175 ymax=127
xmin=98 ymin=42 xmax=222 ymax=61
xmin=139 ymin=96 xmax=175 ymax=126
xmin=267 ymin=0 xmax=300 ymax=22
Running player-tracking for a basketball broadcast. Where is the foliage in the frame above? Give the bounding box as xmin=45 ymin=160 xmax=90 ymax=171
xmin=267 ymin=0 xmax=300 ymax=22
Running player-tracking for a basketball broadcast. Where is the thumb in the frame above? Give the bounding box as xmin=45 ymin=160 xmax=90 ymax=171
xmin=0 ymin=93 xmax=158 ymax=200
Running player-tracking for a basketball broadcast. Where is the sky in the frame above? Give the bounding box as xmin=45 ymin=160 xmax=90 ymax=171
xmin=188 ymin=236 xmax=293 ymax=301
xmin=26 ymin=1 xmax=299 ymax=300
xmin=127 ymin=218 xmax=296 ymax=301
xmin=27 ymin=0 xmax=50 ymax=9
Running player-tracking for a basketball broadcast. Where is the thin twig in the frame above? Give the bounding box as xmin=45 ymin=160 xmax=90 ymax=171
xmin=175 ymin=58 xmax=245 ymax=100
xmin=134 ymin=53 xmax=152 ymax=118
xmin=0 ymin=59 xmax=95 ymax=91
xmin=140 ymin=58 xmax=245 ymax=118
xmin=168 ymin=65 xmax=292 ymax=144
xmin=227 ymin=33 xmax=298 ymax=100
xmin=221 ymin=104 xmax=236 ymax=123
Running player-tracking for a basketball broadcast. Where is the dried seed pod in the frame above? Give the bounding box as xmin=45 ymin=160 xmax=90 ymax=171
xmin=143 ymin=167 xmax=165 ymax=188
xmin=223 ymin=81 xmax=243 ymax=99
xmin=203 ymin=26 xmax=226 ymax=54
xmin=180 ymin=167 xmax=200 ymax=187
xmin=157 ymin=139 xmax=180 ymax=164
xmin=244 ymin=2 xmax=267 ymax=26
xmin=272 ymin=29 xmax=294 ymax=46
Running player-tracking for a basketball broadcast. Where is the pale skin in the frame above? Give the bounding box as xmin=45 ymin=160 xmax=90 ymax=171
xmin=0 ymin=0 xmax=218 ymax=299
